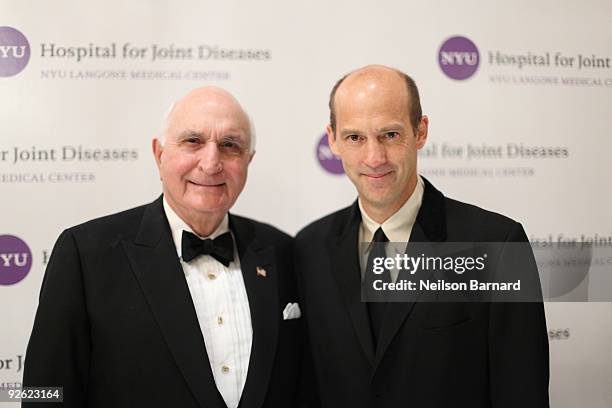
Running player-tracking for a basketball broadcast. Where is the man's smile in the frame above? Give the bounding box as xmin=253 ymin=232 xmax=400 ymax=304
xmin=362 ymin=171 xmax=393 ymax=180
xmin=188 ymin=180 xmax=226 ymax=188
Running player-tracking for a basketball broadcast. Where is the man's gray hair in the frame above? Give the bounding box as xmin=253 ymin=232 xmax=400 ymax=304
xmin=156 ymin=102 xmax=257 ymax=154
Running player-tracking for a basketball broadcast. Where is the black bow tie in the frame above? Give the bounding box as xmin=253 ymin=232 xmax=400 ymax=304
xmin=181 ymin=230 xmax=234 ymax=266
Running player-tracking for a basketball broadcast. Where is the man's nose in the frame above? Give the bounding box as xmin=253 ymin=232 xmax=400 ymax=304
xmin=364 ymin=138 xmax=387 ymax=168
xmin=198 ymin=142 xmax=223 ymax=174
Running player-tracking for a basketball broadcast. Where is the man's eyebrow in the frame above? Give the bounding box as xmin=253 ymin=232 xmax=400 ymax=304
xmin=222 ymin=130 xmax=248 ymax=139
xmin=377 ymin=124 xmax=405 ymax=133
xmin=177 ymin=130 xmax=205 ymax=140
xmin=339 ymin=128 xmax=363 ymax=136
xmin=221 ymin=134 xmax=247 ymax=143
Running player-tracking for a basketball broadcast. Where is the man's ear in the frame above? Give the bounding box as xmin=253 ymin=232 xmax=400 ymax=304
xmin=415 ymin=115 xmax=429 ymax=149
xmin=152 ymin=138 xmax=163 ymax=169
xmin=248 ymin=150 xmax=255 ymax=164
xmin=326 ymin=124 xmax=340 ymax=156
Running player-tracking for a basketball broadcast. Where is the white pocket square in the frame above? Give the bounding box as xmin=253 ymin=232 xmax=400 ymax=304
xmin=282 ymin=302 xmax=301 ymax=320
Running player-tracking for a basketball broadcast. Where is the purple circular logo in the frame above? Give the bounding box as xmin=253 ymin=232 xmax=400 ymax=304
xmin=0 ymin=27 xmax=31 ymax=77
xmin=0 ymin=235 xmax=32 ymax=285
xmin=438 ymin=36 xmax=479 ymax=80
xmin=316 ymin=133 xmax=344 ymax=175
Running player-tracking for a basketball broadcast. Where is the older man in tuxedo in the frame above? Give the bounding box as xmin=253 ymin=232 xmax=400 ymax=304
xmin=295 ymin=65 xmax=549 ymax=407
xmin=23 ymin=87 xmax=305 ymax=408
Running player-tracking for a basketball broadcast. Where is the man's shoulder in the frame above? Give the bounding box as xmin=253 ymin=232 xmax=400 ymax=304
xmin=295 ymin=204 xmax=354 ymax=242
xmin=443 ymin=196 xmax=522 ymax=239
xmin=420 ymin=176 xmax=520 ymax=234
xmin=65 ymin=201 xmax=152 ymax=242
xmin=445 ymin=196 xmax=516 ymax=224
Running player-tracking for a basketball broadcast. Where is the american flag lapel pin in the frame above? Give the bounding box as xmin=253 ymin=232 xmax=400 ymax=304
xmin=256 ymin=266 xmax=267 ymax=278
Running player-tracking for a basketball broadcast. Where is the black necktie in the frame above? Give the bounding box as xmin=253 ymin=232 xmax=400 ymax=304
xmin=181 ymin=230 xmax=234 ymax=266
xmin=365 ymin=227 xmax=391 ymax=347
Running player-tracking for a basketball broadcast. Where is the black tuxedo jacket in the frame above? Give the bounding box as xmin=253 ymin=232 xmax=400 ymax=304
xmin=295 ymin=178 xmax=549 ymax=408
xmin=23 ymin=196 xmax=304 ymax=408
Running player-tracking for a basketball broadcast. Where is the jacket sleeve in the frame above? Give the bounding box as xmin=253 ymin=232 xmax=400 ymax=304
xmin=294 ymin=237 xmax=322 ymax=408
xmin=488 ymin=222 xmax=550 ymax=408
xmin=22 ymin=229 xmax=90 ymax=407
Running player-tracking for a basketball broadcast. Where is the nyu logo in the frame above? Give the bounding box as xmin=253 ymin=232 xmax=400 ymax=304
xmin=0 ymin=26 xmax=31 ymax=77
xmin=438 ymin=36 xmax=480 ymax=80
xmin=0 ymin=235 xmax=32 ymax=285
xmin=316 ymin=133 xmax=344 ymax=175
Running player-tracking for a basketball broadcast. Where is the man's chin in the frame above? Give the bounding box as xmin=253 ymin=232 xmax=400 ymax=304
xmin=359 ymin=195 xmax=389 ymax=208
xmin=359 ymin=186 xmax=393 ymax=202
xmin=184 ymin=196 xmax=231 ymax=214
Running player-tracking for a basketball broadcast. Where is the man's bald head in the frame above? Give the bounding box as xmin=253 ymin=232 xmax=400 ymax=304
xmin=328 ymin=65 xmax=422 ymax=135
xmin=160 ymin=86 xmax=256 ymax=152
xmin=152 ymin=86 xmax=256 ymax=236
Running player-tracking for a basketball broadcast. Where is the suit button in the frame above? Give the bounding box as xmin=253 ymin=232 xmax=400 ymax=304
xmin=217 ymin=316 xmax=223 ymax=325
xmin=208 ymin=273 xmax=217 ymax=280
xmin=221 ymin=365 xmax=230 ymax=374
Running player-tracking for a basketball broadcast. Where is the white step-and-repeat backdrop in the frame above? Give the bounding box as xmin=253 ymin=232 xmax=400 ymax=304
xmin=2 ymin=1 xmax=611 ymax=406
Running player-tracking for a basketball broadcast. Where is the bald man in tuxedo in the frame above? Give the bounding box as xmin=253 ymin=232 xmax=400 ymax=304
xmin=24 ymin=87 xmax=308 ymax=408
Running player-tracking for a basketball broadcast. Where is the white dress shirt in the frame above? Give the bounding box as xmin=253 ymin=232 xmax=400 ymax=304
xmin=358 ymin=176 xmax=425 ymax=282
xmin=163 ymin=198 xmax=252 ymax=408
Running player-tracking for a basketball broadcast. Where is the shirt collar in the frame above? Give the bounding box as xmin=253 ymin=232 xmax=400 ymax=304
xmin=358 ymin=175 xmax=424 ymax=243
xmin=163 ymin=197 xmax=230 ymax=258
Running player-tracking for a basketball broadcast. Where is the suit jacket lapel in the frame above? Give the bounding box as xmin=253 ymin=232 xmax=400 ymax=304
xmin=373 ymin=178 xmax=448 ymax=370
xmin=328 ymin=203 xmax=376 ymax=365
xmin=121 ymin=196 xmax=226 ymax=408
xmin=230 ymin=215 xmax=278 ymax=408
